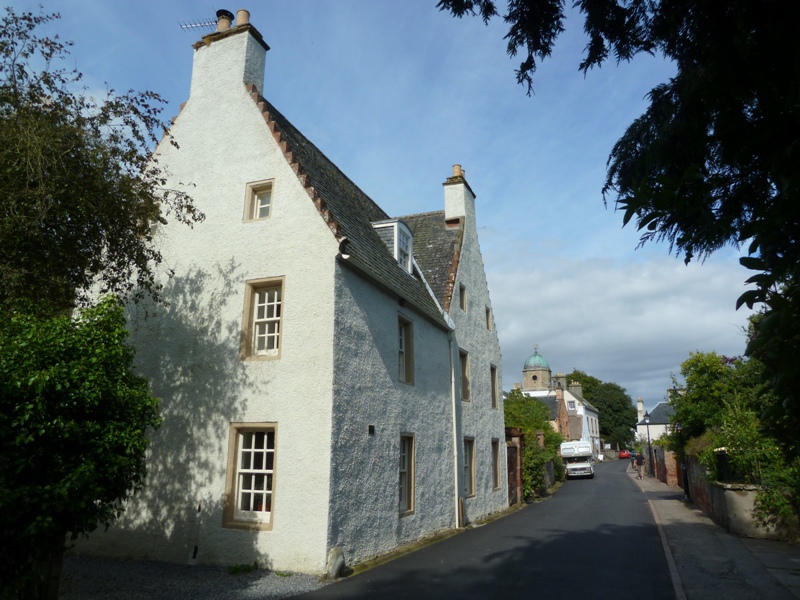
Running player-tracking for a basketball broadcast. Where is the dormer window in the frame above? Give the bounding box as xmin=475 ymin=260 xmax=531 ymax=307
xmin=372 ymin=220 xmax=414 ymax=274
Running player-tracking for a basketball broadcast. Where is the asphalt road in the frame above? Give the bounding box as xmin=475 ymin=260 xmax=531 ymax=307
xmin=298 ymin=459 xmax=675 ymax=599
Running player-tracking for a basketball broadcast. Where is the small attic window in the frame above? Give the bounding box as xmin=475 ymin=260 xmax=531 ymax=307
xmin=372 ymin=220 xmax=413 ymax=274
xmin=244 ymin=180 xmax=274 ymax=222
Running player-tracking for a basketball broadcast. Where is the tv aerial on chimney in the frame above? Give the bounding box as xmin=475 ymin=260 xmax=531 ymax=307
xmin=179 ymin=9 xmax=232 ymax=32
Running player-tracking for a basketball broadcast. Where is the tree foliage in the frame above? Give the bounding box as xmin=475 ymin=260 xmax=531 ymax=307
xmin=0 ymin=8 xmax=202 ymax=314
xmin=438 ymin=0 xmax=800 ymax=447
xmin=674 ymin=350 xmax=799 ymax=537
xmin=504 ymin=388 xmax=564 ymax=497
xmin=566 ymin=370 xmax=636 ymax=447
xmin=0 ymin=298 xmax=161 ymax=595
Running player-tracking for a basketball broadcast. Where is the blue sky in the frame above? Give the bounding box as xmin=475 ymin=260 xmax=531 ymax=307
xmin=14 ymin=1 xmax=755 ymax=409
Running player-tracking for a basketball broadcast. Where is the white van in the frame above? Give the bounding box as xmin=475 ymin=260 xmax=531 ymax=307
xmin=560 ymin=441 xmax=595 ymax=479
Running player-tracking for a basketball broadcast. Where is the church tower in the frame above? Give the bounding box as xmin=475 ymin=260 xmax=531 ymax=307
xmin=522 ymin=345 xmax=551 ymax=391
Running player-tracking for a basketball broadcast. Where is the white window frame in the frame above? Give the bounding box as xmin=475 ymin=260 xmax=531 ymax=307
xmin=397 ymin=227 xmax=411 ymax=273
xmin=241 ymin=278 xmax=284 ymax=360
xmin=398 ymin=316 xmax=414 ymax=384
xmin=244 ymin=180 xmax=274 ymax=222
xmin=399 ymin=434 xmax=415 ymax=514
xmin=371 ymin=220 xmax=413 ymax=274
xmin=464 ymin=437 xmax=475 ymax=497
xmin=224 ymin=423 xmax=277 ymax=530
xmin=460 ymin=350 xmax=470 ymax=401
xmin=568 ymin=400 xmax=576 ymax=410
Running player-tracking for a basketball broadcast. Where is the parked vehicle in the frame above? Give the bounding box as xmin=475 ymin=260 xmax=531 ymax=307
xmin=619 ymin=449 xmax=631 ymax=459
xmin=561 ymin=441 xmax=595 ymax=479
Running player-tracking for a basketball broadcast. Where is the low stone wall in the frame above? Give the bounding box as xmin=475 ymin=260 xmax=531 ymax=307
xmin=685 ymin=456 xmax=783 ymax=540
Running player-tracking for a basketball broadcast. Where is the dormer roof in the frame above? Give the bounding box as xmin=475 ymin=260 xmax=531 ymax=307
xmin=399 ymin=211 xmax=461 ymax=310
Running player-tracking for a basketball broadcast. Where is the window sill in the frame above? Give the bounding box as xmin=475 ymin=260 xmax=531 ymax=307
xmin=222 ymin=519 xmax=274 ymax=532
xmin=240 ymin=353 xmax=281 ymax=362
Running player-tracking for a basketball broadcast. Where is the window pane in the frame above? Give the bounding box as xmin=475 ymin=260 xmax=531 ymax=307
xmin=251 ymin=284 xmax=282 ymax=356
xmin=257 ymin=191 xmax=271 ymax=218
xmin=234 ymin=428 xmax=276 ymax=522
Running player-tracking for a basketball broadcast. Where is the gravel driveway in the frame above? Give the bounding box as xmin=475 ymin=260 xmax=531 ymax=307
xmin=59 ymin=556 xmax=328 ymax=600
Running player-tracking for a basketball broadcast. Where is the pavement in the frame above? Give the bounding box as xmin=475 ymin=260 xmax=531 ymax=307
xmin=628 ymin=464 xmax=800 ymax=599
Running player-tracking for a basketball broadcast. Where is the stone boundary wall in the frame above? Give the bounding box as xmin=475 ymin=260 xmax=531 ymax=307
xmin=684 ymin=456 xmax=784 ymax=540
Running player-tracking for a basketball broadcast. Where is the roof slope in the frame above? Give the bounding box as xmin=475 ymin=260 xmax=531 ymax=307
xmin=245 ymin=85 xmax=447 ymax=328
xmin=536 ymin=393 xmax=560 ymax=421
xmin=639 ymin=402 xmax=675 ymax=425
xmin=400 ymin=211 xmax=460 ymax=309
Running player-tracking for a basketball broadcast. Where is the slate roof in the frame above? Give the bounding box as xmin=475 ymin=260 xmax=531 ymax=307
xmin=638 ymin=401 xmax=675 ymax=425
xmin=399 ymin=211 xmax=461 ymax=309
xmin=536 ymin=393 xmax=560 ymax=421
xmin=245 ymin=85 xmax=448 ymax=329
xmin=568 ymin=390 xmax=599 ymax=414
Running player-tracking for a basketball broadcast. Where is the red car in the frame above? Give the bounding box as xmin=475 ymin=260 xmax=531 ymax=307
xmin=619 ymin=449 xmax=631 ymax=459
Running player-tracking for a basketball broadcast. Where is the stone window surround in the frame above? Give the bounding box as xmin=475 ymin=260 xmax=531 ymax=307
xmin=398 ymin=315 xmax=415 ymax=385
xmin=491 ymin=438 xmax=501 ymax=490
xmin=223 ymin=422 xmax=277 ymax=531
xmin=459 ymin=349 xmax=470 ymax=401
xmin=240 ymin=276 xmax=284 ymax=360
xmin=490 ymin=365 xmax=498 ymax=409
xmin=463 ymin=437 xmax=475 ymax=497
xmin=399 ymin=433 xmax=415 ymax=515
xmin=243 ymin=178 xmax=275 ymax=222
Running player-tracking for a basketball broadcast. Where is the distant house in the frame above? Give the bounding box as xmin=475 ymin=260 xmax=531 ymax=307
xmin=636 ymin=397 xmax=675 ymax=441
xmin=77 ymin=8 xmax=505 ymax=575
xmin=514 ymin=348 xmax=601 ymax=456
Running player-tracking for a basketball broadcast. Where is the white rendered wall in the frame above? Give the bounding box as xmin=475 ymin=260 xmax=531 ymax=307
xmin=327 ymin=267 xmax=456 ymax=565
xmin=75 ymin=29 xmax=338 ymax=574
xmin=444 ymin=179 xmax=508 ymax=522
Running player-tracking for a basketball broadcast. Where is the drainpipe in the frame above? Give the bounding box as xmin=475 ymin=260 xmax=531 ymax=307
xmin=448 ymin=329 xmax=460 ymax=527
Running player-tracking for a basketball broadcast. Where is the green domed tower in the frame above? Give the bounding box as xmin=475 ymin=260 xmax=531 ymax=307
xmin=522 ymin=345 xmax=551 ymax=390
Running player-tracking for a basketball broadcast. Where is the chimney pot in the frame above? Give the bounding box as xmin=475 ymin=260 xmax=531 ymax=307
xmin=236 ymin=9 xmax=250 ymax=26
xmin=452 ymin=164 xmax=462 ymax=177
xmin=216 ymin=9 xmax=234 ymax=31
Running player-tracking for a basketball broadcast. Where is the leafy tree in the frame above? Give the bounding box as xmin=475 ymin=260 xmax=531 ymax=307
xmin=504 ymin=388 xmax=564 ymax=496
xmin=674 ymin=350 xmax=798 ymax=537
xmin=670 ymin=352 xmax=733 ymax=441
xmin=0 ymin=298 xmax=161 ymax=596
xmin=438 ymin=0 xmax=800 ymax=446
xmin=0 ymin=7 xmax=202 ymax=315
xmin=0 ymin=8 xmax=199 ymax=596
xmin=566 ymin=370 xmax=636 ymax=448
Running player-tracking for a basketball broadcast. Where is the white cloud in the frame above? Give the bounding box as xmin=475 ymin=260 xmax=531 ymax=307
xmin=489 ymin=252 xmax=754 ymax=406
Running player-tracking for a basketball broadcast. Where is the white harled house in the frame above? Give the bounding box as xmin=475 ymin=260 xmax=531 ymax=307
xmin=77 ymin=9 xmax=506 ymax=575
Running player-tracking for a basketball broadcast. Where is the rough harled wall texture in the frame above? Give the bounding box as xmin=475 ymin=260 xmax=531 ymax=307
xmin=75 ymin=28 xmax=338 ymax=574
xmin=327 ymin=267 xmax=456 ymax=566
xmin=444 ymin=179 xmax=508 ymax=522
